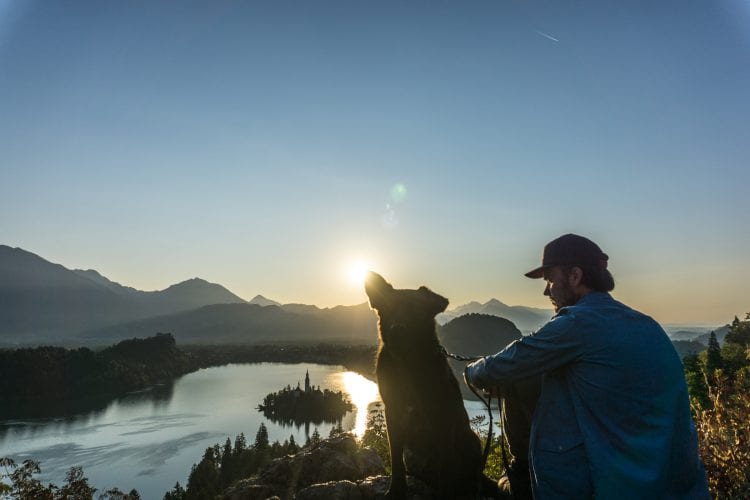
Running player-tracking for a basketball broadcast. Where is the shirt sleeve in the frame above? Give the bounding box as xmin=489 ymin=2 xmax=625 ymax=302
xmin=466 ymin=310 xmax=582 ymax=390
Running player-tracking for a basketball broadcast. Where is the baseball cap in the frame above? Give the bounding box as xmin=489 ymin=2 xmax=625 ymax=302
xmin=524 ymin=234 xmax=609 ymax=279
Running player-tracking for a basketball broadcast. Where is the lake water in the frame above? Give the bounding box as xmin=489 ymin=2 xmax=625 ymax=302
xmin=0 ymin=363 xmax=498 ymax=499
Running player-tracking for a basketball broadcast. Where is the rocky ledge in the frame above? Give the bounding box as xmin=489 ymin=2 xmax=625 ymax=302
xmin=222 ymin=434 xmax=431 ymax=500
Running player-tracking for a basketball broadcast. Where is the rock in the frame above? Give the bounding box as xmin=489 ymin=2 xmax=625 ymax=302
xmin=296 ymin=480 xmax=361 ymax=500
xmin=223 ymin=434 xmax=386 ymax=500
xmin=296 ymin=475 xmax=432 ymax=500
xmin=223 ymin=479 xmax=275 ymax=500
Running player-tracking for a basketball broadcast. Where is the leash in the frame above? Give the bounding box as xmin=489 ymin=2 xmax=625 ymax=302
xmin=438 ymin=346 xmax=502 ymax=474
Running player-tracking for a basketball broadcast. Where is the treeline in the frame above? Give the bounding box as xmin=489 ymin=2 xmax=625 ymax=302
xmin=0 ymin=338 xmax=376 ymax=419
xmin=683 ymin=313 xmax=750 ymax=499
xmin=181 ymin=343 xmax=376 ymax=378
xmin=0 ymin=333 xmax=192 ymax=418
xmin=258 ymin=385 xmax=353 ymax=426
xmin=164 ymin=423 xmax=317 ymax=500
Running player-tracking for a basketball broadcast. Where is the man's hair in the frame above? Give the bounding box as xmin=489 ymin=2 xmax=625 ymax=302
xmin=563 ymin=265 xmax=615 ymax=292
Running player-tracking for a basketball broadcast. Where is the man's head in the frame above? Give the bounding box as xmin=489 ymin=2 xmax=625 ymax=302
xmin=526 ymin=234 xmax=615 ymax=312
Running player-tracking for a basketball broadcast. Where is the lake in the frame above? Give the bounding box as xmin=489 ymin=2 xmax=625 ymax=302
xmin=0 ymin=362 xmax=497 ymax=499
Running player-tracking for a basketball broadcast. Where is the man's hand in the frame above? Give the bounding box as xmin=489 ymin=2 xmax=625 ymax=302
xmin=464 ymin=358 xmax=488 ymax=390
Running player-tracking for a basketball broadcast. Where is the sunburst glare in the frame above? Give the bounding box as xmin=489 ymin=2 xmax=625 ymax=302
xmin=346 ymin=261 xmax=371 ymax=286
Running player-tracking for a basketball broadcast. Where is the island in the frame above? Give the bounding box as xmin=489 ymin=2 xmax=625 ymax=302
xmin=258 ymin=370 xmax=353 ymax=426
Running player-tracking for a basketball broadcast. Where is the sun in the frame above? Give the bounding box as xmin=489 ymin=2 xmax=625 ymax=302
xmin=346 ymin=261 xmax=371 ymax=286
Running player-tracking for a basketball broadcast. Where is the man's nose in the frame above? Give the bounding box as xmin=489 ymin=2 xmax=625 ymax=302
xmin=543 ymin=283 xmax=550 ymax=296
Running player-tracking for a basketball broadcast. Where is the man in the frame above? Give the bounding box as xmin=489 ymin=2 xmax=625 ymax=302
xmin=465 ymin=234 xmax=709 ymax=499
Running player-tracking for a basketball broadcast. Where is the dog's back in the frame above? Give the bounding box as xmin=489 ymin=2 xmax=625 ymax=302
xmin=365 ymin=272 xmax=494 ymax=499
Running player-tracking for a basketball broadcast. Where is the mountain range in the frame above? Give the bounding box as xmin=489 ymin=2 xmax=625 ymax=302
xmin=437 ymin=298 xmax=553 ymax=333
xmin=2 ymin=245 xmax=720 ymax=347
xmin=0 ymin=245 xmax=244 ymax=341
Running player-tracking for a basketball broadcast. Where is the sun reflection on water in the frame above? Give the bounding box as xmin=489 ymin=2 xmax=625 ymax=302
xmin=338 ymin=371 xmax=380 ymax=437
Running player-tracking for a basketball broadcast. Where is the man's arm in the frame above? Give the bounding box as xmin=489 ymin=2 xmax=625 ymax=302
xmin=466 ymin=311 xmax=582 ymax=390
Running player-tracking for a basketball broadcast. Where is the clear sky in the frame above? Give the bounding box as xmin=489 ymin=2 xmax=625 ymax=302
xmin=1 ymin=0 xmax=748 ymax=325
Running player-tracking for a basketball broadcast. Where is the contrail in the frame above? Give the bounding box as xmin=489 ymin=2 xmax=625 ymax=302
xmin=535 ymin=30 xmax=559 ymax=43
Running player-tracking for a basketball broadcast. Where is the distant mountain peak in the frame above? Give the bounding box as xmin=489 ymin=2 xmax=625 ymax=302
xmin=249 ymin=295 xmax=282 ymax=307
xmin=485 ymin=298 xmax=507 ymax=307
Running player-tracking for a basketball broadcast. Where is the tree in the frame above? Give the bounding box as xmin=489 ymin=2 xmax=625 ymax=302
xmin=309 ymin=428 xmax=321 ymax=446
xmin=360 ymin=406 xmax=390 ymax=471
xmin=233 ymin=433 xmax=246 ymax=455
xmin=0 ymin=458 xmax=53 ymax=499
xmin=98 ymin=488 xmax=140 ymax=499
xmin=163 ymin=482 xmax=186 ymax=500
xmin=185 ymin=448 xmax=221 ymax=500
xmin=287 ymin=434 xmax=299 ymax=454
xmin=57 ymin=466 xmax=97 ymax=498
xmin=219 ymin=437 xmax=234 ymax=488
xmin=329 ymin=422 xmax=344 ymax=438
xmin=706 ymin=331 xmax=723 ymax=378
xmin=254 ymin=423 xmax=269 ymax=450
xmin=684 ymin=353 xmax=710 ymax=409
xmin=725 ymin=314 xmax=750 ymax=347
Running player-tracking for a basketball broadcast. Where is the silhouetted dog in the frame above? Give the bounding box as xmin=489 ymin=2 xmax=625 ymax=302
xmin=365 ymin=272 xmax=499 ymax=499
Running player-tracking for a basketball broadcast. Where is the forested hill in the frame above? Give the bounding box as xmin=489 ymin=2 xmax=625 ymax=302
xmin=438 ymin=313 xmax=522 ymax=356
xmin=438 ymin=314 xmax=523 ymax=400
xmin=0 ymin=333 xmax=193 ymax=418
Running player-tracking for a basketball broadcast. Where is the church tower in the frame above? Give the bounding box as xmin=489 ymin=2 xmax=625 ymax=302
xmin=304 ymin=370 xmax=311 ymax=393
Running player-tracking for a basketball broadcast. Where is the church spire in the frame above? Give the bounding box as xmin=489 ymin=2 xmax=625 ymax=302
xmin=305 ymin=369 xmax=311 ymax=393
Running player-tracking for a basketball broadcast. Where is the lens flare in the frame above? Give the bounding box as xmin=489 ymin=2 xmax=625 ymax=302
xmin=390 ymin=183 xmax=407 ymax=203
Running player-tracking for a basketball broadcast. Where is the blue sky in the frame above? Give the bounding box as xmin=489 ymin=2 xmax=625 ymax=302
xmin=1 ymin=0 xmax=748 ymax=324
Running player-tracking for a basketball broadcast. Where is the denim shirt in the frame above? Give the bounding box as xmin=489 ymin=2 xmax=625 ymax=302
xmin=468 ymin=292 xmax=709 ymax=499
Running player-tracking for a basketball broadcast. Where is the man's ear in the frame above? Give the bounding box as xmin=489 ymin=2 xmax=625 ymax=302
xmin=569 ymin=266 xmax=584 ymax=288
xmin=365 ymin=272 xmax=393 ymax=311
xmin=418 ymin=286 xmax=449 ymax=315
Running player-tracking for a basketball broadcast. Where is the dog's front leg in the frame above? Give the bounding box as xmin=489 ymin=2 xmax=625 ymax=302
xmin=385 ymin=409 xmax=408 ymax=499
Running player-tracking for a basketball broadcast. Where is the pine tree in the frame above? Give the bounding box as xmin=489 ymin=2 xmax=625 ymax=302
xmin=220 ymin=437 xmax=234 ymax=488
xmin=254 ymin=423 xmax=269 ymax=450
xmin=310 ymin=428 xmax=321 ymax=446
xmin=233 ymin=433 xmax=246 ymax=455
xmin=287 ymin=434 xmax=298 ymax=454
xmin=163 ymin=482 xmax=186 ymax=500
xmin=706 ymin=331 xmax=723 ymax=381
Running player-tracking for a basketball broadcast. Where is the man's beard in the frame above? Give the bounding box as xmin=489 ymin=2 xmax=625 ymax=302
xmin=550 ymin=282 xmax=577 ymax=312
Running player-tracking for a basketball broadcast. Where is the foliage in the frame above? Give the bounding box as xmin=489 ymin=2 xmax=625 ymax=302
xmin=692 ymin=371 xmax=750 ymax=499
xmin=684 ymin=312 xmax=750 ymax=499
xmin=468 ymin=414 xmax=509 ymax=482
xmin=179 ymin=424 xmax=301 ymax=500
xmin=0 ymin=457 xmax=137 ymax=500
xmin=724 ymin=314 xmax=750 ymax=347
xmin=360 ymin=404 xmax=391 ymax=473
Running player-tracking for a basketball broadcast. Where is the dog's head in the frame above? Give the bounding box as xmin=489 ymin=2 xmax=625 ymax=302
xmin=365 ymin=271 xmax=449 ymax=343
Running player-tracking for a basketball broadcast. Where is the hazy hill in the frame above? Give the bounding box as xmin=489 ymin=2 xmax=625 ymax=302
xmin=696 ymin=324 xmax=731 ymax=345
xmin=437 ymin=299 xmax=552 ymax=333
xmin=81 ymin=302 xmax=379 ymax=345
xmin=0 ymin=245 xmax=245 ymax=341
xmin=672 ymin=340 xmax=707 ymax=360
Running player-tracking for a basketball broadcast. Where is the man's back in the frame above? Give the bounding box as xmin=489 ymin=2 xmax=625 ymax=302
xmin=474 ymin=292 xmax=709 ymax=499
xmin=533 ymin=292 xmax=708 ymax=498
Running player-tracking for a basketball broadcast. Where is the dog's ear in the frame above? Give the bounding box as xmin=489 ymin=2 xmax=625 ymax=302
xmin=365 ymin=271 xmax=393 ymax=311
xmin=418 ymin=286 xmax=449 ymax=315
